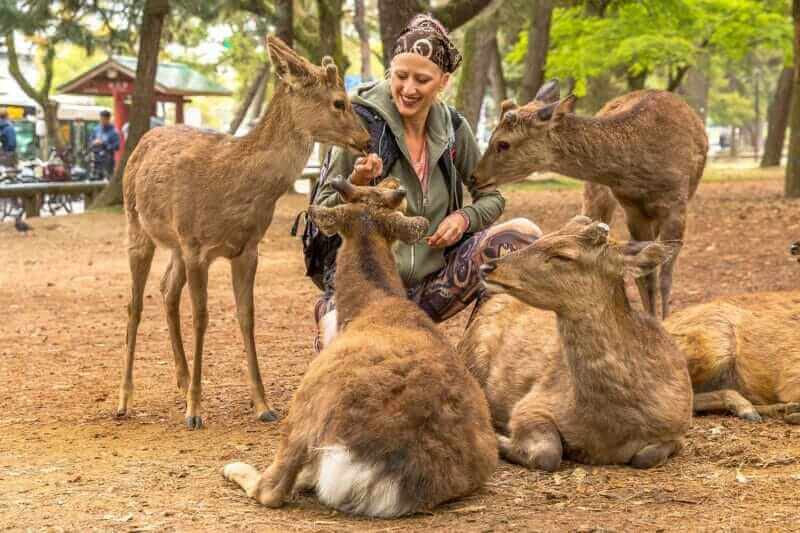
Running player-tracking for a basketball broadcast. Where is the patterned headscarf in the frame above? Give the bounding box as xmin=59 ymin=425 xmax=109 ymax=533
xmin=391 ymin=14 xmax=462 ymax=74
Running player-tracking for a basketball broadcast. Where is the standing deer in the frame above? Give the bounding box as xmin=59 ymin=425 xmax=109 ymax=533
xmin=474 ymin=215 xmax=692 ymax=470
xmin=223 ymin=179 xmax=497 ymax=516
xmin=473 ymin=81 xmax=708 ymax=318
xmin=117 ymin=37 xmax=370 ymax=429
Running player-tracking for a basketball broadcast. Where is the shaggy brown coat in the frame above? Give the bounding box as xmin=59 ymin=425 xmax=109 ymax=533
xmin=117 ymin=36 xmax=371 ymax=429
xmin=223 ymin=179 xmax=497 ymax=517
xmin=473 ymin=216 xmax=692 ymax=471
xmin=472 ymin=82 xmax=708 ymax=318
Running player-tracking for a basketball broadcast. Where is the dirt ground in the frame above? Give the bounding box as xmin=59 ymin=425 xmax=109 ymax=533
xmin=1 ymin=175 xmax=800 ymax=532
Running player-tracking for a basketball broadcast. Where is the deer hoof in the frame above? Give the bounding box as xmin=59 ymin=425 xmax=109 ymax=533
xmin=186 ymin=416 xmax=203 ymax=430
xmin=740 ymin=410 xmax=762 ymax=422
xmin=257 ymin=410 xmax=279 ymax=423
xmin=115 ymin=408 xmax=128 ymax=419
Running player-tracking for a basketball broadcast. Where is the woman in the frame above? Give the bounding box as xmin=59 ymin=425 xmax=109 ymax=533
xmin=314 ymin=14 xmax=541 ymax=349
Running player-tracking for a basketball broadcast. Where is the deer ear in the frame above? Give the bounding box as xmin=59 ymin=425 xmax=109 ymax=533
xmin=550 ymin=94 xmax=577 ymax=124
xmin=331 ymin=178 xmax=359 ymax=202
xmin=267 ymin=36 xmax=312 ymax=89
xmin=621 ymin=241 xmax=681 ymax=278
xmin=309 ymin=205 xmax=347 ymax=236
xmin=383 ymin=212 xmax=429 ymax=244
xmin=534 ymin=79 xmax=560 ymax=104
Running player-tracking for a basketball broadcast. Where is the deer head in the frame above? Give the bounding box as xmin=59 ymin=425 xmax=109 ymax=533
xmin=267 ymin=36 xmax=370 ymax=154
xmin=480 ymin=215 xmax=679 ymax=317
xmin=308 ymin=178 xmax=429 ymax=244
xmin=473 ymin=79 xmax=577 ymax=190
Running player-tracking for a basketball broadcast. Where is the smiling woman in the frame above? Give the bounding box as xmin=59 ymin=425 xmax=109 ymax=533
xmin=309 ymin=14 xmax=542 ymax=352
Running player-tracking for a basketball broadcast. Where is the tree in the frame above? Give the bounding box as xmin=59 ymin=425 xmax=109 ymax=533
xmin=455 ymin=16 xmax=497 ymax=129
xmin=94 ymin=0 xmax=171 ymax=207
xmin=762 ymin=66 xmax=793 ymax=166
xmin=518 ymin=0 xmax=554 ymax=104
xmin=317 ymin=0 xmax=349 ymax=72
xmin=353 ymin=0 xmax=372 ymax=80
xmin=786 ymin=0 xmax=800 ymax=197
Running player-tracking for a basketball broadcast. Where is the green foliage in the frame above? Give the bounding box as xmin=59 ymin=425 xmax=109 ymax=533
xmin=709 ymin=90 xmax=754 ymax=126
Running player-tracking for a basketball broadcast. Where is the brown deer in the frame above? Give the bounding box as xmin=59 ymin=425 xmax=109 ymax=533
xmin=666 ymin=292 xmax=800 ymax=424
xmin=223 ymin=179 xmax=497 ymax=516
xmin=473 ymin=215 xmax=692 ymax=471
xmin=473 ymin=81 xmax=708 ymax=318
xmin=117 ymin=37 xmax=371 ymax=429
xmin=792 ymin=241 xmax=800 ymax=260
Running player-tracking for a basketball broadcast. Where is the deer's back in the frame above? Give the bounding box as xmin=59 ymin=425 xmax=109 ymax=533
xmin=666 ymin=292 xmax=800 ymax=403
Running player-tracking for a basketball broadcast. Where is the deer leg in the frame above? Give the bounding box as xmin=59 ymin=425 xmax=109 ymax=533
xmin=693 ymin=390 xmax=762 ymax=422
xmin=160 ymin=251 xmax=190 ymax=396
xmin=582 ymin=183 xmax=618 ymax=225
xmin=627 ymin=214 xmax=658 ymax=317
xmin=500 ymin=419 xmax=563 ymax=472
xmin=752 ymin=402 xmax=800 ymax=422
xmin=658 ymin=214 xmax=686 ymax=318
xmin=231 ymin=249 xmax=277 ymax=423
xmin=184 ymin=257 xmax=209 ymax=430
xmin=630 ymin=440 xmax=682 ymax=469
xmin=116 ymin=228 xmax=155 ymax=418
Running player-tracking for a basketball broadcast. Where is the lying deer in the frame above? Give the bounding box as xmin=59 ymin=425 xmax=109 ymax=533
xmin=474 ymin=216 xmax=692 ymax=470
xmin=473 ymin=81 xmax=708 ymax=318
xmin=666 ymin=292 xmax=800 ymax=424
xmin=118 ymin=37 xmax=370 ymax=429
xmin=223 ymin=179 xmax=497 ymax=517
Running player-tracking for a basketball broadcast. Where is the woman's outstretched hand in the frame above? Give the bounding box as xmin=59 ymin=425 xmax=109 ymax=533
xmin=427 ymin=212 xmax=469 ymax=248
xmin=350 ymin=153 xmax=383 ymax=186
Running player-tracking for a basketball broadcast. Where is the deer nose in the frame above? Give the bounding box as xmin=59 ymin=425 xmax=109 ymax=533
xmin=479 ymin=262 xmax=497 ymax=276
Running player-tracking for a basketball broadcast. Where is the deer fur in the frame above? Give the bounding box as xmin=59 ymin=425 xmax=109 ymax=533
xmin=472 ymin=216 xmax=692 ymax=471
xmin=223 ymin=179 xmax=497 ymax=516
xmin=473 ymin=81 xmax=708 ymax=318
xmin=117 ymin=36 xmax=371 ymax=429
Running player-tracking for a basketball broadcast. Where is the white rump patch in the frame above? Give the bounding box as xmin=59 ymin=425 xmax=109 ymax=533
xmin=315 ymin=445 xmax=411 ymax=518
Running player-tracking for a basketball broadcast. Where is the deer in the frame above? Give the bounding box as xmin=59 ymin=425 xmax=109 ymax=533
xmin=223 ymin=178 xmax=497 ymax=517
xmin=472 ymin=80 xmax=708 ymax=318
xmin=792 ymin=241 xmax=800 ymax=260
xmin=117 ymin=36 xmax=371 ymax=430
xmin=472 ymin=215 xmax=692 ymax=471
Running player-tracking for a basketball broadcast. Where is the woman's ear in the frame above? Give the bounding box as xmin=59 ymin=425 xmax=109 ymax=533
xmin=440 ymin=72 xmax=451 ymax=91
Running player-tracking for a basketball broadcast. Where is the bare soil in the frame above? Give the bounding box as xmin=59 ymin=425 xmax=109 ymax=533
xmin=1 ymin=177 xmax=799 ymax=532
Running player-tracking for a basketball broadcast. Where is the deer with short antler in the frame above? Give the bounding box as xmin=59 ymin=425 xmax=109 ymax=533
xmin=474 ymin=81 xmax=708 ymax=318
xmin=117 ymin=37 xmax=370 ymax=429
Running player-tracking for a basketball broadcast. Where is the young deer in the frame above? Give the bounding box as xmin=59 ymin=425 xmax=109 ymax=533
xmin=118 ymin=37 xmax=370 ymax=429
xmin=473 ymin=81 xmax=708 ymax=318
xmin=475 ymin=216 xmax=692 ymax=470
xmin=666 ymin=292 xmax=800 ymax=424
xmin=223 ymin=179 xmax=497 ymax=517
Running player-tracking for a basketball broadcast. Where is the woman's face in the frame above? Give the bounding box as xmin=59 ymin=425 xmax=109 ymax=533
xmin=390 ymin=53 xmax=450 ymax=120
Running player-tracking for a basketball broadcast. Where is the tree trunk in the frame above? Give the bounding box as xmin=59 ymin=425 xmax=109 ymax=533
xmin=378 ymin=0 xmax=419 ymax=68
xmin=626 ymin=69 xmax=648 ymax=91
xmin=228 ymin=63 xmax=270 ymax=135
xmin=455 ymin=18 xmax=496 ymax=130
xmin=518 ymin=0 xmax=554 ymax=104
xmin=488 ymin=34 xmax=507 ymax=111
xmin=730 ymin=126 xmax=738 ymax=158
xmin=353 ymin=0 xmax=372 ymax=80
xmin=275 ymin=0 xmax=294 ymax=47
xmin=432 ymin=0 xmax=493 ymax=30
xmin=251 ymin=64 xmax=270 ymax=120
xmin=676 ymin=61 xmax=710 ymax=121
xmin=762 ymin=67 xmax=793 ymax=167
xmin=786 ymin=0 xmax=800 ymax=197
xmin=93 ymin=0 xmax=170 ymax=208
xmin=316 ymin=0 xmax=349 ymax=72
xmin=753 ymin=72 xmax=761 ymax=159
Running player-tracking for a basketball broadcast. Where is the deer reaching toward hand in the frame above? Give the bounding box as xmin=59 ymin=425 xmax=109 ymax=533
xmin=223 ymin=179 xmax=497 ymax=517
xmin=473 ymin=81 xmax=708 ymax=318
xmin=117 ymin=37 xmax=370 ymax=429
xmin=474 ymin=216 xmax=692 ymax=471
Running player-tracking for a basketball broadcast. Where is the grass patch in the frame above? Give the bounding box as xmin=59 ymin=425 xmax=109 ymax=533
xmin=87 ymin=204 xmax=124 ymax=215
xmin=500 ymin=175 xmax=582 ymax=192
xmin=702 ymin=165 xmax=784 ymax=183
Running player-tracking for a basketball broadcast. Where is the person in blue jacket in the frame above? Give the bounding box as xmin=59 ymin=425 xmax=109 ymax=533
xmin=0 ymin=108 xmax=18 ymax=167
xmin=91 ymin=110 xmax=121 ymax=175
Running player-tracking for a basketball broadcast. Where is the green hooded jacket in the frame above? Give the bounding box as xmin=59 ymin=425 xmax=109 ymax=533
xmin=315 ymin=80 xmax=506 ymax=288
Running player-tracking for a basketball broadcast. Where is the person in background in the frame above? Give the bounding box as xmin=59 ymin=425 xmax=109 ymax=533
xmin=0 ymin=108 xmax=18 ymax=167
xmin=91 ymin=110 xmax=121 ymax=175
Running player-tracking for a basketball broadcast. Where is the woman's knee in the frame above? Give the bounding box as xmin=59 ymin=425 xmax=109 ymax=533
xmin=503 ymin=217 xmax=543 ymax=238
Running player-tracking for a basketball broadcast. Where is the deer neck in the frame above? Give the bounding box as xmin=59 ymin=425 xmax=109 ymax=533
xmin=548 ymin=115 xmax=632 ymax=187
xmin=555 ymin=284 xmax=642 ymax=400
xmin=239 ymin=83 xmax=314 ymax=190
xmin=334 ymin=225 xmax=407 ymax=327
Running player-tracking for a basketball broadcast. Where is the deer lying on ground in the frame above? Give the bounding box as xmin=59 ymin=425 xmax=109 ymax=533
xmin=473 ymin=81 xmax=708 ymax=318
xmin=223 ymin=179 xmax=497 ymax=517
xmin=117 ymin=37 xmax=370 ymax=429
xmin=472 ymin=216 xmax=692 ymax=471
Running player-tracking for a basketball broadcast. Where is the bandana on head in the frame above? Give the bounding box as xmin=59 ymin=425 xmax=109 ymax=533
xmin=391 ymin=14 xmax=462 ymax=74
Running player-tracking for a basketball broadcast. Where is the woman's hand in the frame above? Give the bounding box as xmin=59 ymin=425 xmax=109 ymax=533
xmin=427 ymin=212 xmax=469 ymax=248
xmin=350 ymin=153 xmax=383 ymax=186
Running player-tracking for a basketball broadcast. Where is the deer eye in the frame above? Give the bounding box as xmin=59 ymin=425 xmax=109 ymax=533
xmin=334 ymin=99 xmax=346 ymax=110
xmin=496 ymin=141 xmax=510 ymax=153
